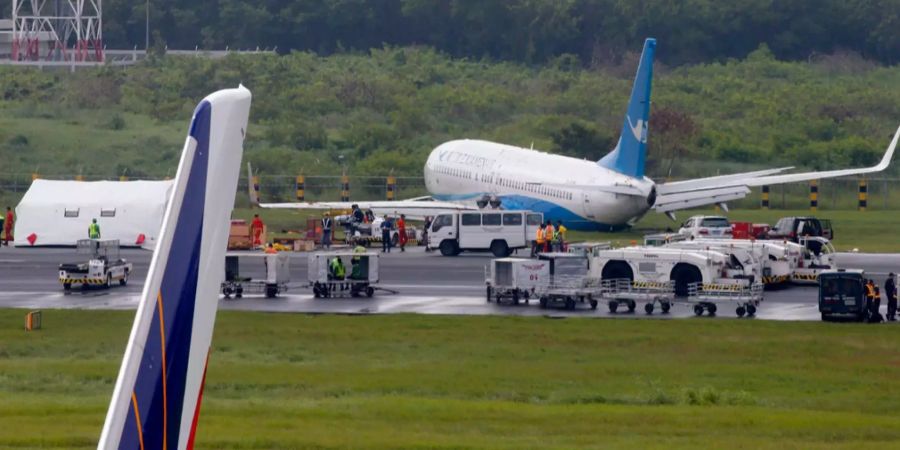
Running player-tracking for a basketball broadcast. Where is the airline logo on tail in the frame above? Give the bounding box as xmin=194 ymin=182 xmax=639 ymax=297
xmin=98 ymin=86 xmax=251 ymax=450
xmin=627 ymin=115 xmax=648 ymax=144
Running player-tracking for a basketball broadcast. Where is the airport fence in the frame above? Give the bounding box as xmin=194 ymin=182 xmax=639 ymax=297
xmin=1 ymin=172 xmax=899 ymax=210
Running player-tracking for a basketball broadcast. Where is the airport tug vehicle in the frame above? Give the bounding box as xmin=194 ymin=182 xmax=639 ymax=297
xmin=590 ymin=246 xmax=763 ymax=317
xmin=59 ymin=239 xmax=133 ymax=291
xmin=221 ymin=252 xmax=291 ymax=298
xmin=308 ymin=251 xmax=380 ymax=298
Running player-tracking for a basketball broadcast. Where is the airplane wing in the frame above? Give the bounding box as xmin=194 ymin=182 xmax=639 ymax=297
xmin=247 ymin=163 xmax=475 ymax=220
xmin=654 ymin=124 xmax=899 ymax=214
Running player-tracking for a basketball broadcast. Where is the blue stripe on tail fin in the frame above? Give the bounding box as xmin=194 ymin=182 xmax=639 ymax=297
xmin=597 ymin=38 xmax=656 ymax=179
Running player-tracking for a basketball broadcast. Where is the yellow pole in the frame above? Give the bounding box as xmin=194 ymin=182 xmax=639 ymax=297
xmin=858 ymin=179 xmax=867 ymax=211
xmin=296 ymin=175 xmax=305 ymax=201
xmin=809 ymin=180 xmax=818 ymax=211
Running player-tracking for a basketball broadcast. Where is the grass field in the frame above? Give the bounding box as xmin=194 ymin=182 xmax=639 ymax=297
xmin=1 ymin=309 xmax=899 ymax=449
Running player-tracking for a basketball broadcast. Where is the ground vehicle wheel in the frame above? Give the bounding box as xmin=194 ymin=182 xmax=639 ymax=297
xmin=661 ymin=302 xmax=671 ymax=314
xmin=708 ymin=303 xmax=717 ymax=316
xmin=821 ymin=313 xmax=831 ymax=322
xmin=693 ymin=304 xmax=704 ymax=316
xmin=645 ymin=303 xmax=654 ymax=314
xmin=63 ymin=283 xmax=71 ymax=291
xmin=736 ymin=306 xmax=746 ymax=318
xmin=119 ymin=270 xmax=129 ymax=286
xmin=366 ymin=286 xmax=375 ymax=297
xmin=746 ymin=304 xmax=757 ymax=317
xmin=486 ymin=286 xmax=492 ymax=302
xmin=671 ymin=263 xmax=702 ymax=297
xmin=439 ymin=240 xmax=459 ymax=256
xmin=106 ymin=273 xmax=112 ymax=288
xmin=235 ymin=286 xmax=243 ymax=298
xmin=313 ymin=285 xmax=321 ymax=298
xmin=589 ymin=299 xmax=598 ymax=310
xmin=222 ymin=286 xmax=233 ymax=298
xmin=265 ymin=285 xmax=277 ymax=298
xmin=490 ymin=240 xmax=510 ymax=258
xmin=609 ymin=301 xmax=619 ymax=313
xmin=627 ymin=300 xmax=636 ymax=313
xmin=539 ymin=297 xmax=548 ymax=308
xmin=565 ymin=297 xmax=576 ymax=310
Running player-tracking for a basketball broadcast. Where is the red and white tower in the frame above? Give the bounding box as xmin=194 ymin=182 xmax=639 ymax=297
xmin=11 ymin=0 xmax=102 ymax=62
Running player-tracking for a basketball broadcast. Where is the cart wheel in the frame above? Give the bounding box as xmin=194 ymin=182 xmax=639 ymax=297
xmin=661 ymin=302 xmax=671 ymax=314
xmin=119 ymin=271 xmax=129 ymax=286
xmin=496 ymin=294 xmax=503 ymax=303
xmin=736 ymin=306 xmax=746 ymax=318
xmin=486 ymin=286 xmax=492 ymax=303
xmin=589 ymin=299 xmax=598 ymax=310
xmin=63 ymin=283 xmax=71 ymax=291
xmin=609 ymin=301 xmax=619 ymax=313
xmin=627 ymin=300 xmax=636 ymax=313
xmin=565 ymin=297 xmax=576 ymax=310
xmin=539 ymin=297 xmax=548 ymax=309
xmin=644 ymin=303 xmax=654 ymax=315
xmin=693 ymin=304 xmax=704 ymax=316
xmin=746 ymin=304 xmax=756 ymax=317
xmin=235 ymin=286 xmax=243 ymax=298
xmin=265 ymin=285 xmax=277 ymax=298
xmin=707 ymin=303 xmax=717 ymax=316
xmin=366 ymin=286 xmax=375 ymax=297
xmin=222 ymin=286 xmax=232 ymax=299
xmin=313 ymin=286 xmax=321 ymax=298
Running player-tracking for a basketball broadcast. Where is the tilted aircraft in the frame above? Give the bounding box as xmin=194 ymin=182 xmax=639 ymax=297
xmin=254 ymin=38 xmax=899 ymax=230
xmin=98 ymin=86 xmax=252 ymax=449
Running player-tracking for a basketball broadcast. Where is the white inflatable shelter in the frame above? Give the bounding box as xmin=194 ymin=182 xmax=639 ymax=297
xmin=14 ymin=180 xmax=174 ymax=249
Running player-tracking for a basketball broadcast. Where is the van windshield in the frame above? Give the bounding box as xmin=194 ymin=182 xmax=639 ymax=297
xmin=432 ymin=215 xmax=452 ymax=232
xmin=701 ymin=218 xmax=730 ymax=228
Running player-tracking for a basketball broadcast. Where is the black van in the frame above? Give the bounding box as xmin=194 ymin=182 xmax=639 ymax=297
xmin=818 ymin=269 xmax=866 ymax=322
xmin=768 ymin=217 xmax=833 ymax=242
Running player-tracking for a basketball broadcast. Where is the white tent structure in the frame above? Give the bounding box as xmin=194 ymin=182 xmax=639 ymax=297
xmin=14 ymin=180 xmax=174 ymax=249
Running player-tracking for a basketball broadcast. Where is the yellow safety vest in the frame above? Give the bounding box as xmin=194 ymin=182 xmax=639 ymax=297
xmin=89 ymin=223 xmax=100 ymax=239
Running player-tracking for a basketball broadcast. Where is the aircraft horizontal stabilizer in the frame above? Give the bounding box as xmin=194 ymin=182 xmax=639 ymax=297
xmin=653 ymin=186 xmax=750 ymax=213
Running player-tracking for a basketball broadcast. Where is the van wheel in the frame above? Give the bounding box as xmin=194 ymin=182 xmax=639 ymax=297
xmin=119 ymin=270 xmax=129 ymax=286
xmin=490 ymin=240 xmax=510 ymax=258
xmin=439 ymin=240 xmax=459 ymax=256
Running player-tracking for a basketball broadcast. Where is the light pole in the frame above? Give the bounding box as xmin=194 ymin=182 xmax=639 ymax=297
xmin=145 ymin=0 xmax=149 ymax=51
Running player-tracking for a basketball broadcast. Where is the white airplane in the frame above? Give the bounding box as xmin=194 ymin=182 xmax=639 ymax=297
xmin=98 ymin=86 xmax=252 ymax=449
xmin=255 ymin=38 xmax=899 ymax=231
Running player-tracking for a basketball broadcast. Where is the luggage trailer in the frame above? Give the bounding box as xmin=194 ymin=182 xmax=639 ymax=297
xmin=308 ymin=251 xmax=381 ymax=298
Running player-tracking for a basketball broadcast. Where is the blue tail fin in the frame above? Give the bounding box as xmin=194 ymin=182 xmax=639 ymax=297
xmin=597 ymin=38 xmax=656 ymax=179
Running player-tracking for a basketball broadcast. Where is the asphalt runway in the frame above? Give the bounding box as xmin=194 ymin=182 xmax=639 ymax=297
xmin=1 ymin=245 xmax=899 ymax=321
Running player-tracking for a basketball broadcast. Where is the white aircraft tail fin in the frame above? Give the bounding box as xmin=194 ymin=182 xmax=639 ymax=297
xmin=98 ymin=85 xmax=251 ymax=450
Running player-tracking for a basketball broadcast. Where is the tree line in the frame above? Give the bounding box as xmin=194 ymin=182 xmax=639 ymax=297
xmin=103 ymin=0 xmax=900 ymax=66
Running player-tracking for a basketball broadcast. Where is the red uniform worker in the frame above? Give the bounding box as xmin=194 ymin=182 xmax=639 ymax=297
xmin=397 ymin=214 xmax=407 ymax=252
xmin=3 ymin=206 xmax=13 ymax=246
xmin=250 ymin=214 xmax=265 ymax=247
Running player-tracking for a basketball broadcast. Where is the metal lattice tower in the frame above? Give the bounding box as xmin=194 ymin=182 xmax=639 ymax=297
xmin=11 ymin=0 xmax=102 ymax=62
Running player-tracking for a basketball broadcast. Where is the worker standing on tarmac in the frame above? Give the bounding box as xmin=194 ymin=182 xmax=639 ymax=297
xmin=351 ymin=244 xmax=366 ymax=279
xmin=88 ymin=218 xmax=101 ymax=239
xmin=321 ymin=212 xmax=333 ymax=249
xmin=554 ymin=220 xmax=567 ymax=252
xmin=250 ymin=214 xmax=265 ymax=247
xmin=886 ymin=273 xmax=897 ymax=322
xmin=381 ymin=215 xmax=394 ymax=253
xmin=4 ymin=206 xmax=14 ymax=246
xmin=533 ymin=223 xmax=545 ymax=257
xmin=543 ymin=220 xmax=555 ymax=253
xmin=397 ymin=214 xmax=407 ymax=252
xmin=865 ymin=279 xmax=876 ymax=321
xmin=423 ymin=216 xmax=432 ymax=252
xmin=874 ymin=286 xmax=884 ymax=322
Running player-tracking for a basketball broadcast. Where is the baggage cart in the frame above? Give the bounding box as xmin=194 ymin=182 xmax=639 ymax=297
xmin=686 ymin=282 xmax=764 ymax=318
xmin=485 ymin=258 xmax=549 ymax=305
xmin=221 ymin=252 xmax=290 ymax=298
xmin=534 ymin=253 xmax=601 ymax=310
xmin=597 ymin=278 xmax=676 ymax=314
xmin=308 ymin=251 xmax=380 ymax=298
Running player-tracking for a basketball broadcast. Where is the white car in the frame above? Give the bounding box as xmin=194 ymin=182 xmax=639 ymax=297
xmin=678 ymin=215 xmax=733 ymax=239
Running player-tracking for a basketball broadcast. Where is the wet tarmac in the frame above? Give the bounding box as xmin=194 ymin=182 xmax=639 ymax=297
xmin=1 ymin=246 xmax=898 ymax=321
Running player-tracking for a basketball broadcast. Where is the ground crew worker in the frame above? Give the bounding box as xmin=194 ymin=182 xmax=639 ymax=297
xmin=381 ymin=215 xmax=394 ymax=253
xmin=88 ymin=218 xmax=101 ymax=239
xmin=4 ymin=206 xmax=14 ymax=246
xmin=329 ymin=256 xmax=346 ymax=291
xmin=886 ymin=273 xmax=897 ymax=322
xmin=321 ymin=212 xmax=333 ymax=249
xmin=423 ymin=216 xmax=433 ymax=252
xmin=251 ymin=214 xmax=265 ymax=247
xmin=554 ymin=220 xmax=567 ymax=252
xmin=351 ymin=244 xmax=366 ymax=279
xmin=533 ymin=223 xmax=545 ymax=257
xmin=865 ymin=279 xmax=878 ymax=322
xmin=543 ymin=220 xmax=554 ymax=253
xmin=264 ymin=242 xmax=278 ymax=254
xmin=397 ymin=214 xmax=407 ymax=252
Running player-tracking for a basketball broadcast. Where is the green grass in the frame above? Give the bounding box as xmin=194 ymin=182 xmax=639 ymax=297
xmin=1 ymin=309 xmax=899 ymax=449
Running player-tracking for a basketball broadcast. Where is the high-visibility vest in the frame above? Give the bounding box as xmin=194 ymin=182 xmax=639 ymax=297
xmin=543 ymin=225 xmax=554 ymax=241
xmin=330 ymin=258 xmax=345 ymax=278
xmin=89 ymin=223 xmax=100 ymax=239
xmin=557 ymin=225 xmax=567 ymax=241
xmin=865 ymin=284 xmax=875 ymax=299
xmin=536 ymin=228 xmax=545 ymax=244
xmin=322 ymin=217 xmax=332 ymax=231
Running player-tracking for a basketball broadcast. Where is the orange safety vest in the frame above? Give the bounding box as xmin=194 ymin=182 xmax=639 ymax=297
xmin=535 ymin=228 xmax=544 ymax=244
xmin=865 ymin=284 xmax=875 ymax=299
xmin=543 ymin=225 xmax=554 ymax=241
